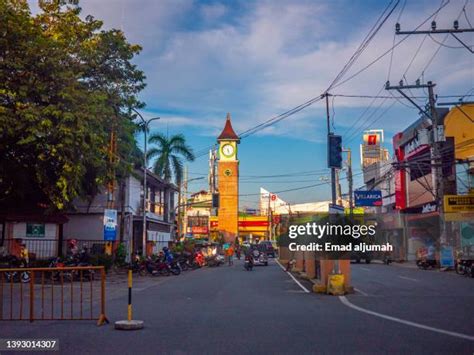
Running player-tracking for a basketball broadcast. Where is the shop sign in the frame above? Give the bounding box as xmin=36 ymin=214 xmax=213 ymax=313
xmin=444 ymin=195 xmax=474 ymax=213
xmin=26 ymin=223 xmax=45 ymax=238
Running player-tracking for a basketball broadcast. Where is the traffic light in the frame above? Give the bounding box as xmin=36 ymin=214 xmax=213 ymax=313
xmin=328 ymin=134 xmax=342 ymax=169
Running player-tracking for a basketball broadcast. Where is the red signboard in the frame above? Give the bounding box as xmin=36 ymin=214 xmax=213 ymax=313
xmin=367 ymin=134 xmax=377 ymax=145
xmin=393 ymin=133 xmax=406 ymax=210
xmin=191 ymin=226 xmax=208 ymax=234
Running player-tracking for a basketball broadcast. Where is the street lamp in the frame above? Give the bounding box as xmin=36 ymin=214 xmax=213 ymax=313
xmin=131 ymin=108 xmax=160 ymax=258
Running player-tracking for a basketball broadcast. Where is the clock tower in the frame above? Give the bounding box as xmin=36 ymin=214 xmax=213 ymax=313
xmin=217 ymin=113 xmax=240 ymax=243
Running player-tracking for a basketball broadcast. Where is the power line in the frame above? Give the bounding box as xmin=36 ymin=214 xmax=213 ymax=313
xmin=327 ymin=0 xmax=400 ymax=92
xmin=331 ymin=0 xmax=451 ymax=90
xmin=332 ymin=93 xmax=473 ymax=99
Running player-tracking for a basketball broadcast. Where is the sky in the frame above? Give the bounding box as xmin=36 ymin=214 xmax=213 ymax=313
xmin=30 ymin=0 xmax=474 ymax=209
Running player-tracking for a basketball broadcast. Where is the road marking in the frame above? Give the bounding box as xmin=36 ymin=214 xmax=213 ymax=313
xmin=339 ymin=296 xmax=474 ymax=342
xmin=398 ymin=276 xmax=419 ymax=282
xmin=275 ymin=259 xmax=310 ymax=293
xmin=360 ymin=267 xmax=371 ymax=271
xmin=354 ymin=287 xmax=369 ymax=296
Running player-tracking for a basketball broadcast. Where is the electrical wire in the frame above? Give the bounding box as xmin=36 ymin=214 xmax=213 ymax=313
xmin=331 ymin=0 xmax=451 ymax=90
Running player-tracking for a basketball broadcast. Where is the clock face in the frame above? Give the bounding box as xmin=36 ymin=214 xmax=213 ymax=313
xmin=224 ymin=169 xmax=232 ymax=177
xmin=222 ymin=144 xmax=235 ymax=157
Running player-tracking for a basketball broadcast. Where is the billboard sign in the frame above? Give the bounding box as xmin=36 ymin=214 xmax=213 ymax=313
xmin=361 ymin=130 xmax=383 ymax=160
xmin=354 ymin=190 xmax=382 ymax=207
xmin=103 ymin=209 xmax=117 ymax=241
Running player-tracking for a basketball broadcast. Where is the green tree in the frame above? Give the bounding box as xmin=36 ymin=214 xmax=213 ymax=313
xmin=0 ymin=0 xmax=145 ymax=210
xmin=147 ymin=133 xmax=195 ymax=185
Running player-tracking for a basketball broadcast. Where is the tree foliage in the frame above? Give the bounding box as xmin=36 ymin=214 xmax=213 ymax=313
xmin=147 ymin=133 xmax=195 ymax=185
xmin=0 ymin=0 xmax=145 ymax=210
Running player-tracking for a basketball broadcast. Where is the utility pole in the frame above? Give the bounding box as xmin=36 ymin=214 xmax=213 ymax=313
xmin=343 ymin=148 xmax=354 ymax=218
xmin=326 ymin=93 xmax=337 ymax=205
xmin=325 ymin=92 xmax=343 ymax=274
xmin=335 ymin=171 xmax=343 ymax=206
xmin=182 ymin=166 xmax=188 ymax=240
xmin=395 ymin=20 xmax=474 ymax=54
xmin=267 ymin=193 xmax=272 ymax=240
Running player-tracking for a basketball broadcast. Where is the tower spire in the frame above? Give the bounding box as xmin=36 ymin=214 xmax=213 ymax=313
xmin=217 ymin=113 xmax=240 ymax=142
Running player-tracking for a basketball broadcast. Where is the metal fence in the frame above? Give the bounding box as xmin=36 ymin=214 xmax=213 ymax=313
xmin=0 ymin=266 xmax=108 ymax=325
xmin=0 ymin=239 xmax=121 ymax=260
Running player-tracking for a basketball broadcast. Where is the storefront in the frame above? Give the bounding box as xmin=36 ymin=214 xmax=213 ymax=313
xmin=401 ymin=201 xmax=440 ymax=261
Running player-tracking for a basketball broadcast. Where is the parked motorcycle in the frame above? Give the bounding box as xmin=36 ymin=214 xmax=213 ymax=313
xmin=416 ymin=258 xmax=437 ymax=270
xmin=206 ymin=254 xmax=224 ymax=267
xmin=5 ymin=255 xmax=30 ymax=283
xmin=456 ymin=259 xmax=473 ymax=277
xmin=191 ymin=250 xmax=205 ymax=268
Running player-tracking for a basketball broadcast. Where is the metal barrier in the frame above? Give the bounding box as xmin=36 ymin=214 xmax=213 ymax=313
xmin=0 ymin=239 xmax=118 ymax=260
xmin=0 ymin=266 xmax=108 ymax=326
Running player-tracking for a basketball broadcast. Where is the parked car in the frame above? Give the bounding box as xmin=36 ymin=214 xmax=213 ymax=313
xmin=258 ymin=241 xmax=276 ymax=258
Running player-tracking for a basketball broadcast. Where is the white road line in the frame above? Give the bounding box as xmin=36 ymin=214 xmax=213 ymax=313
xmin=339 ymin=296 xmax=474 ymax=342
xmin=360 ymin=267 xmax=371 ymax=271
xmin=354 ymin=287 xmax=369 ymax=296
xmin=275 ymin=259 xmax=310 ymax=293
xmin=398 ymin=276 xmax=419 ymax=282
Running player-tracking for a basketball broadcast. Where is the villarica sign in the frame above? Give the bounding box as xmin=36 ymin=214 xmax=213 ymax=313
xmin=354 ymin=190 xmax=382 ymax=207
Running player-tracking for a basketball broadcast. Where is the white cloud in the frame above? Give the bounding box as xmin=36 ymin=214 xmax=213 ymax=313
xmin=28 ymin=0 xmax=474 ymax=142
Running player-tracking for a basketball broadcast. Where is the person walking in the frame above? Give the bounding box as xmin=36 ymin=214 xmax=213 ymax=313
xmin=227 ymin=245 xmax=234 ymax=266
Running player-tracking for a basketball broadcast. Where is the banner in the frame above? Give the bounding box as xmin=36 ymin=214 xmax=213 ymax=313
xmin=103 ymin=209 xmax=117 ymax=241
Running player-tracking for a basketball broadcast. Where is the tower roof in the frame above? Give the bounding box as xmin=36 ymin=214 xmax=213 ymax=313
xmin=217 ymin=113 xmax=240 ymax=142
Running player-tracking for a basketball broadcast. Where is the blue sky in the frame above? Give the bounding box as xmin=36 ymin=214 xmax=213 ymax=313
xmin=30 ymin=0 xmax=474 ymax=208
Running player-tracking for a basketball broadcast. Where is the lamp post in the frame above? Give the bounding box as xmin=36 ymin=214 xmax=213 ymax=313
xmin=132 ymin=108 xmax=160 ymax=258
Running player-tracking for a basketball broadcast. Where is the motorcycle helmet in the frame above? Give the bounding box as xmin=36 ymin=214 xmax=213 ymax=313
xmin=68 ymin=239 xmax=78 ymax=247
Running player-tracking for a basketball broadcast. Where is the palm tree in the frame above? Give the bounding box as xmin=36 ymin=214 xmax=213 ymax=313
xmin=146 ymin=132 xmax=195 ymax=185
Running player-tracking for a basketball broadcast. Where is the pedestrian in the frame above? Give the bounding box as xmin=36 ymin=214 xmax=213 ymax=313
xmin=227 ymin=245 xmax=234 ymax=266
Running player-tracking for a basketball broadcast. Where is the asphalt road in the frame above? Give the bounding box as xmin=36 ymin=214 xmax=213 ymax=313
xmin=1 ymin=260 xmax=473 ymax=354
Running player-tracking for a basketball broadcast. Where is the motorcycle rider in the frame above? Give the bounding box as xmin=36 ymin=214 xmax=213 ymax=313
xmin=19 ymin=241 xmax=29 ymax=267
xmin=163 ymin=247 xmax=174 ymax=264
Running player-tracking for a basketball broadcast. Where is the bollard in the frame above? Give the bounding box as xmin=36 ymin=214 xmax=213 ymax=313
xmin=128 ymin=269 xmax=132 ymax=321
xmin=97 ymin=267 xmax=109 ymax=326
xmin=114 ymin=268 xmax=144 ymax=330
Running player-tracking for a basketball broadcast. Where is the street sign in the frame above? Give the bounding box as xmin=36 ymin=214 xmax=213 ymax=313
xmin=444 ymin=195 xmax=474 ymax=213
xmin=103 ymin=209 xmax=117 ymax=241
xmin=329 ymin=203 xmax=344 ymax=214
xmin=354 ymin=190 xmax=382 ymax=207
